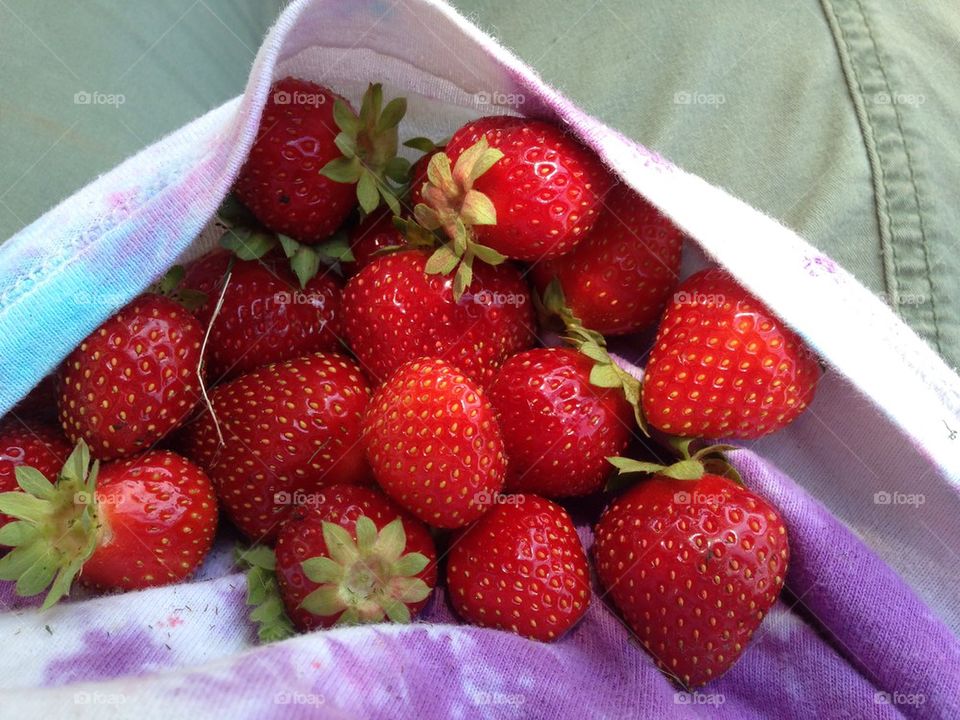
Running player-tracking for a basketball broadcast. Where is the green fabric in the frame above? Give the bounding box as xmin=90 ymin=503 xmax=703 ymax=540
xmin=1 ymin=0 xmax=957 ymax=369
xmin=451 ymin=0 xmax=960 ymax=369
xmin=0 ymin=0 xmax=283 ymax=238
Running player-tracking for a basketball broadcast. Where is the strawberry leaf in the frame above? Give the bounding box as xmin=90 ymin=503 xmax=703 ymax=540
xmin=315 ymin=232 xmax=355 ymax=264
xmin=0 ymin=492 xmax=49 ymax=524
xmin=14 ymin=466 xmax=56 ymax=500
xmin=380 ymin=185 xmax=401 ymax=216
xmin=220 ymin=227 xmax=276 ymax=260
xmin=357 ymin=172 xmax=380 ymax=215
xmin=236 ymin=545 xmax=296 ymax=643
xmin=298 ymin=515 xmax=433 ymax=627
xmin=385 ymin=156 xmax=412 ymax=184
xmin=659 ymin=459 xmax=706 ymax=481
xmin=460 ymin=190 xmax=497 ymax=226
xmin=324 ymin=84 xmax=409 ymax=216
xmin=403 ymin=137 xmax=437 ymax=153
xmin=0 ymin=440 xmax=100 ymax=608
xmin=332 ymin=98 xmax=360 ymax=135
xmin=393 ymin=552 xmax=429 ymax=577
xmin=383 ymin=598 xmax=412 ymax=624
xmin=453 ymin=256 xmax=473 ymax=300
xmin=542 ymin=281 xmax=651 ymax=436
xmin=302 ymin=556 xmax=345 ymax=585
xmin=320 ymin=156 xmax=363 ymax=184
xmin=0 ymin=521 xmax=35 ymax=547
xmin=470 ymin=243 xmax=506 ymax=266
xmin=321 ymin=522 xmax=360 ymax=566
xmin=377 ymin=97 xmax=407 ymax=133
xmin=217 ymin=194 xmax=256 ymax=227
xmin=355 ymin=516 xmax=378 ymax=554
xmin=301 ymin=586 xmax=347 ymax=617
xmin=424 ymin=245 xmax=460 ymax=275
xmin=589 ymin=364 xmax=622 ymax=388
xmin=151 ymin=265 xmax=185 ymax=296
xmin=608 ymin=457 xmax=667 ymax=474
xmin=289 ymin=247 xmax=322 ymax=290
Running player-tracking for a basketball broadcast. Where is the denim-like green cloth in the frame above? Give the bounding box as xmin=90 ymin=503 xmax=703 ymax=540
xmin=1 ymin=0 xmax=956 ymax=368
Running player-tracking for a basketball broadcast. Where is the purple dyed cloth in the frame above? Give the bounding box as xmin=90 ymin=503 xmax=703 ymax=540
xmin=2 ymin=449 xmax=956 ymax=719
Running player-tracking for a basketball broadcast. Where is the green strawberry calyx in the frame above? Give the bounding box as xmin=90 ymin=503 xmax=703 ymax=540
xmin=607 ymin=439 xmax=743 ymax=488
xmin=300 ymin=516 xmax=432 ymax=626
xmin=542 ymin=279 xmax=649 ymax=435
xmin=411 ymin=137 xmax=507 ymax=300
xmin=217 ymin=194 xmax=354 ymax=289
xmin=236 ymin=545 xmax=296 ymax=643
xmin=0 ymin=440 xmax=100 ymax=609
xmin=320 ymin=83 xmax=410 ymax=217
xmin=148 ymin=265 xmax=208 ymax=312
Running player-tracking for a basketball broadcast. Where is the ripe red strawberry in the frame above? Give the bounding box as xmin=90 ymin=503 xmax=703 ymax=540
xmin=488 ymin=348 xmax=633 ymax=497
xmin=181 ymin=249 xmax=342 ymax=380
xmin=594 ymin=472 xmax=789 ymax=687
xmin=274 ymin=484 xmax=437 ymax=630
xmin=234 ymin=79 xmax=410 ymax=242
xmin=533 ymin=184 xmax=684 ymax=335
xmin=342 ymin=249 xmax=534 ymax=386
xmin=419 ymin=116 xmax=614 ymax=262
xmin=642 ymin=269 xmax=821 ymax=439
xmin=0 ymin=418 xmax=71 ymax=527
xmin=58 ymin=294 xmax=205 ymax=460
xmin=363 ymin=358 xmax=507 ymax=528
xmin=0 ymin=443 xmax=217 ymax=606
xmin=233 ymin=78 xmax=355 ymax=243
xmin=181 ymin=353 xmax=371 ymax=542
xmin=447 ymin=495 xmax=591 ymax=640
xmin=342 ymin=212 xmax=405 ymax=277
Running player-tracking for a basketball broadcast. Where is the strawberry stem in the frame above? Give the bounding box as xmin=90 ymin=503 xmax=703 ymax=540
xmin=607 ymin=441 xmax=744 ymax=487
xmin=320 ymin=83 xmax=409 ymax=217
xmin=407 ymin=137 xmax=507 ymax=300
xmin=541 ymin=279 xmax=650 ymax=435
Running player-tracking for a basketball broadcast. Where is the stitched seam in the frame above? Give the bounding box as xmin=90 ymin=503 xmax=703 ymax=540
xmin=818 ymin=0 xmax=898 ymax=302
xmin=856 ymin=0 xmax=942 ymax=351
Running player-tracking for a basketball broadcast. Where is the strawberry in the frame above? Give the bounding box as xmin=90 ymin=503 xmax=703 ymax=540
xmin=234 ymin=78 xmax=354 ymax=243
xmin=234 ymin=79 xmax=410 ymax=242
xmin=181 ymin=249 xmax=342 ymax=381
xmin=642 ymin=269 xmax=821 ymax=439
xmin=594 ymin=462 xmax=789 ymax=687
xmin=181 ymin=353 xmax=371 ymax=542
xmin=363 ymin=358 xmax=507 ymax=528
xmin=274 ymin=484 xmax=437 ymax=630
xmin=58 ymin=294 xmax=205 ymax=460
xmin=342 ymin=249 xmax=534 ymax=386
xmin=415 ymin=116 xmax=614 ymax=263
xmin=342 ymin=211 xmax=405 ymax=277
xmin=447 ymin=495 xmax=591 ymax=640
xmin=533 ymin=184 xmax=684 ymax=335
xmin=488 ymin=348 xmax=634 ymax=497
xmin=0 ymin=442 xmax=217 ymax=606
xmin=0 ymin=418 xmax=72 ymax=527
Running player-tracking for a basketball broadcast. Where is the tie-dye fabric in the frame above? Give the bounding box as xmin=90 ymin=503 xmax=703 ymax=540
xmin=0 ymin=1 xmax=958 ymax=718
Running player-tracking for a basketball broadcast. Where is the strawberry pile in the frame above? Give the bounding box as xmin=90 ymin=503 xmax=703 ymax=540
xmin=0 ymin=77 xmax=823 ymax=689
